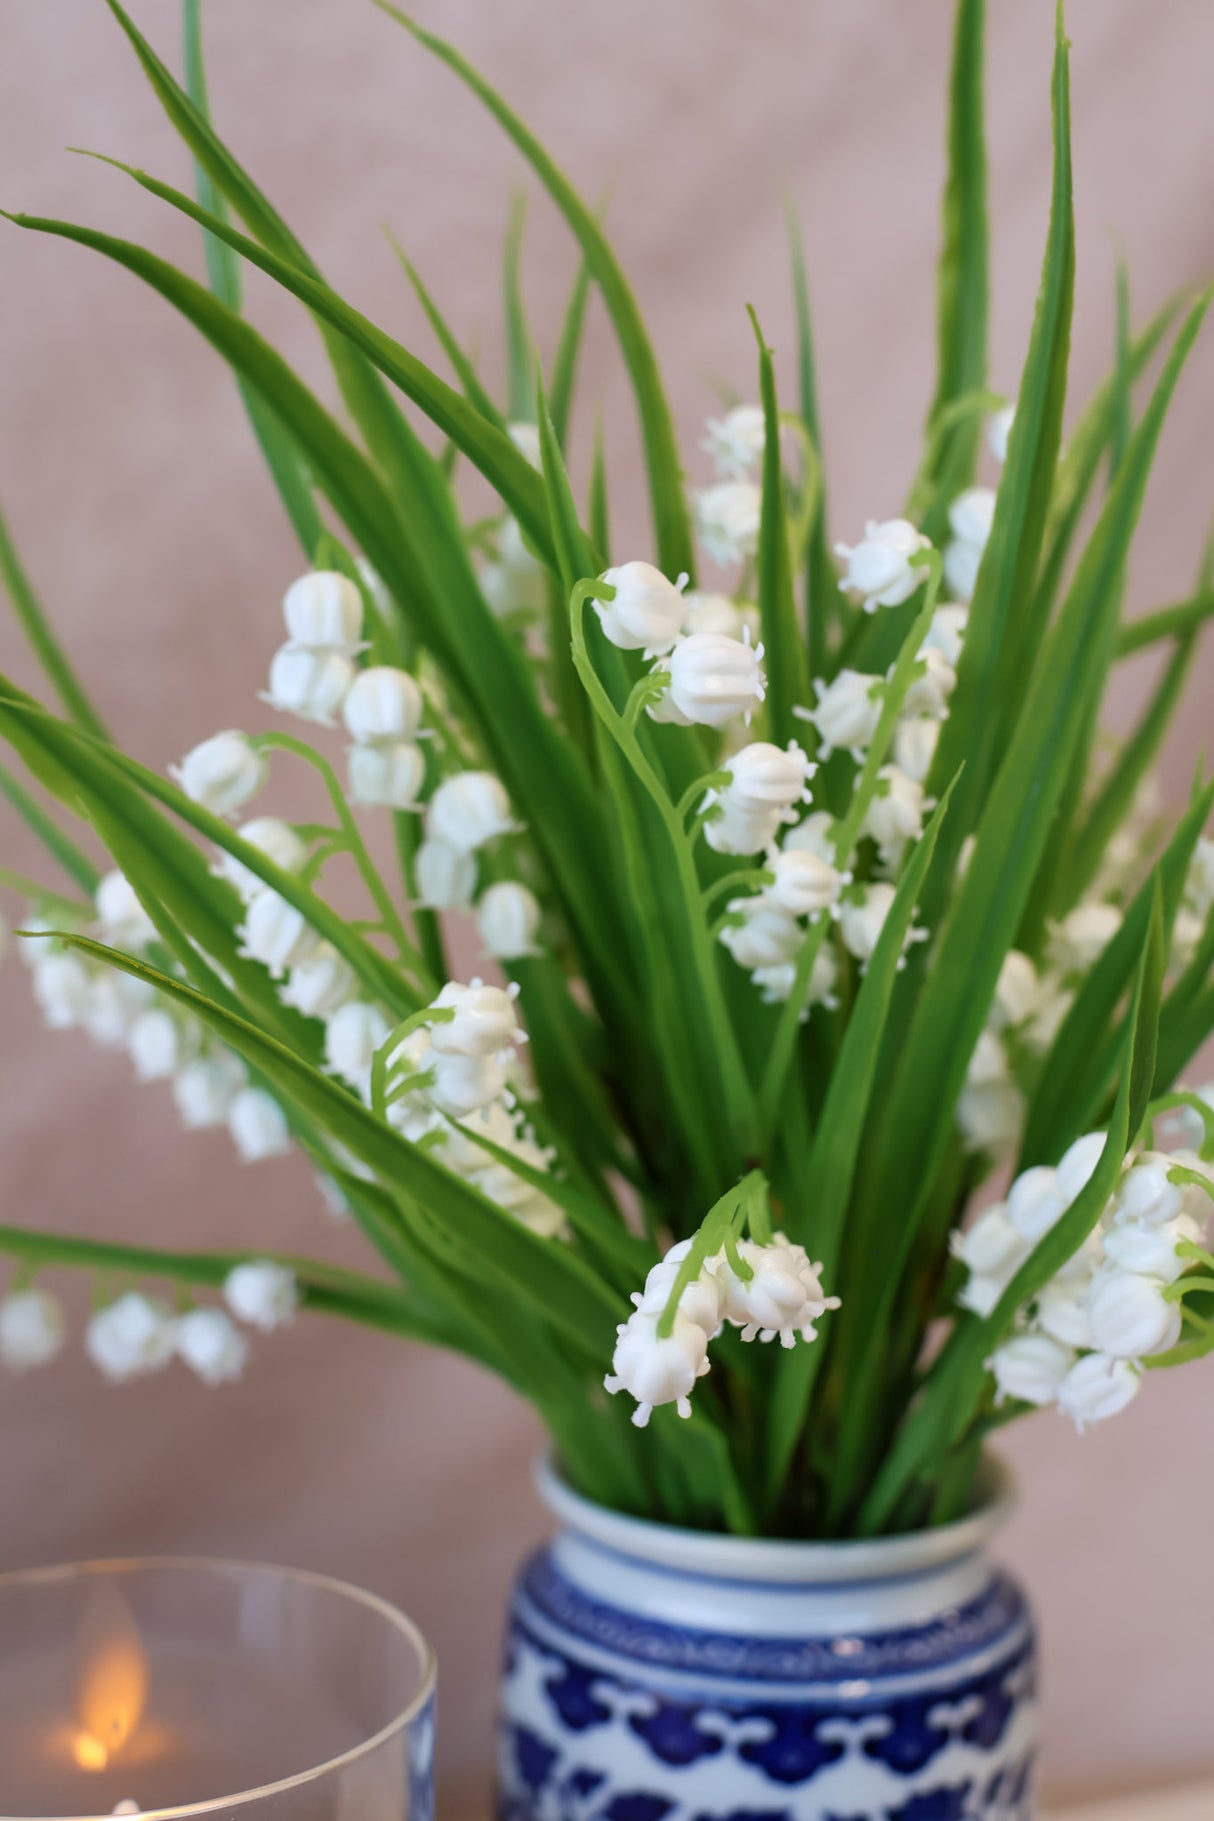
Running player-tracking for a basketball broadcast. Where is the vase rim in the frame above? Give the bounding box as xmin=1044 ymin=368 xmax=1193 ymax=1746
xmin=535 ymin=1452 xmax=1016 ymax=1585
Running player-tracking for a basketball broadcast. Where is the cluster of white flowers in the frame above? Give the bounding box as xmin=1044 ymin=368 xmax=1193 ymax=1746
xmin=263 ymin=571 xmax=365 ymax=727
xmin=693 ymin=404 xmax=765 ymax=567
xmin=344 ymin=665 xmax=427 ymax=810
xmin=836 ymin=519 xmax=932 ymax=615
xmin=588 ymin=560 xmax=768 ymax=729
xmin=0 ymin=1260 xmax=298 ymax=1384
xmin=953 ymin=1132 xmax=1213 ymax=1429
xmin=606 ymin=1231 xmax=840 ymax=1427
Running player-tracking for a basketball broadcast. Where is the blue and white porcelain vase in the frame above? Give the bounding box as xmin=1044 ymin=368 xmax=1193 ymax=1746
xmin=498 ymin=1457 xmax=1036 ymax=1821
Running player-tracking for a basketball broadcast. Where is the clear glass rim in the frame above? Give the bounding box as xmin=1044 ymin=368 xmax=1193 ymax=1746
xmin=0 ymin=1555 xmax=437 ymax=1821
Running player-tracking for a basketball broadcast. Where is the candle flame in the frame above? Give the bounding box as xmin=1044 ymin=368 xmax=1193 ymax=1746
xmin=72 ymin=1587 xmax=148 ymax=1771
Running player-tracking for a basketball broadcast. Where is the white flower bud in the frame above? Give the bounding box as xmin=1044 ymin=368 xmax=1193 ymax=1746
xmin=507 ymin=421 xmax=543 ymax=469
xmin=835 ymin=518 xmax=931 ymax=613
xmin=475 ymin=882 xmax=542 ymax=960
xmin=239 ymin=890 xmax=321 ymax=979
xmin=720 ymin=900 xmax=803 ymax=971
xmin=324 ymin=1001 xmax=389 ymax=1091
xmin=1035 ymin=1282 xmax=1094 ymax=1349
xmin=956 ymin=1080 xmax=1025 ymax=1155
xmin=990 ymin=950 xmax=1040 ymax=1031
xmin=720 ymin=742 xmax=815 ymax=815
xmin=1023 ymin=983 xmax=1074 ymax=1054
xmin=1088 ymin=1267 xmax=1181 ymax=1359
xmin=430 ymin=980 xmax=522 ymax=1058
xmin=988 ymin=405 xmax=1015 ymax=464
xmin=429 ymin=1048 xmax=507 ymax=1117
xmin=902 ymin=647 xmax=956 ymax=719
xmin=701 ymin=404 xmax=766 ymax=479
xmin=948 ymin=487 xmax=996 ymax=549
xmin=1056 ymin=1351 xmax=1141 ymax=1430
xmin=801 ymin=670 xmax=882 ymax=759
xmin=0 ymin=1290 xmax=65 ymax=1371
xmin=95 ymin=871 xmax=156 ymax=948
xmin=128 ymin=1008 xmax=192 ymax=1082
xmin=989 ymin=1334 xmax=1074 ymax=1406
xmin=950 ymin=1203 xmax=1029 ymax=1277
xmin=481 ymin=555 xmax=547 ymax=621
xmin=281 ymin=946 xmax=358 ymax=1021
xmin=839 ymin=883 xmax=896 ymax=964
xmin=702 ymin=799 xmax=783 ymax=858
xmin=426 ymin=772 xmax=517 ymax=853
xmin=782 ymin=811 xmax=836 ymax=862
xmin=1102 ymin=1214 xmax=1200 ymax=1283
xmin=764 ymin=847 xmax=847 ymax=919
xmin=173 ymin=1052 xmax=246 ymax=1129
xmin=893 ymin=715 xmax=940 ymax=786
xmin=682 ymin=591 xmax=745 ymax=639
xmin=342 ymin=666 xmax=424 ymax=744
xmin=228 ymin=1087 xmax=291 ymax=1163
xmin=1047 ymin=902 xmax=1123 ymax=976
xmin=283 ymin=570 xmax=364 ymax=653
xmin=923 ymin=603 xmax=969 ymax=669
xmin=224 ymin=1260 xmax=298 ymax=1331
xmin=659 ymin=631 xmax=766 ymax=729
xmin=498 ymin=514 xmax=544 ymax=576
xmin=172 ymin=731 xmax=267 ymax=818
xmin=605 ymin=1307 xmax=710 ymax=1426
xmin=695 ymin=481 xmax=762 ymax=566
xmin=594 ymin=562 xmax=687 ymax=655
xmin=956 ymin=1269 xmax=1012 ymax=1318
xmin=263 ymin=644 xmax=355 ymax=726
xmin=86 ymin=1292 xmax=176 ymax=1382
xmin=862 ymin=765 xmax=925 ymax=866
xmin=751 ymin=944 xmax=839 ymax=1012
xmin=1056 ymin=1132 xmax=1108 ymax=1205
xmin=31 ymin=953 xmax=93 ymax=1030
xmin=176 ymin=1307 xmax=248 ymax=1386
xmin=347 ymin=741 xmax=426 ymax=810
xmin=1006 ymin=1164 xmax=1068 ymax=1242
xmin=414 ymin=838 xmax=477 ymax=911
xmin=943 ymin=539 xmax=982 ymax=601
xmin=216 ymin=817 xmax=309 ymax=902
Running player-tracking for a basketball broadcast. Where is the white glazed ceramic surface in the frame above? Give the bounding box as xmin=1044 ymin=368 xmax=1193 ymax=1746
xmin=497 ymin=1457 xmax=1037 ymax=1821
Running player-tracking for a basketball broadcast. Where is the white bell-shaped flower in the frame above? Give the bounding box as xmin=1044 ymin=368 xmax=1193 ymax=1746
xmin=893 ymin=717 xmax=940 ymax=786
xmin=429 ymin=1049 xmax=507 ymax=1118
xmin=0 ymin=1289 xmax=66 ymax=1371
xmin=801 ymin=670 xmax=883 ymax=760
xmin=594 ymin=561 xmax=687 ymax=655
xmin=703 ymin=798 xmax=783 ymax=858
xmin=1112 ymin=1154 xmax=1186 ymax=1227
xmin=1055 ymin=1132 xmax=1108 ymax=1205
xmin=950 ymin=1203 xmax=1029 ymax=1277
xmin=281 ymin=946 xmax=358 ymax=1022
xmin=430 ymin=980 xmax=523 ymax=1058
xmin=128 ymin=1008 xmax=193 ymax=1082
xmin=988 ymin=404 xmax=1015 ymax=464
xmin=632 ymin=1241 xmax=726 ymax=1338
xmin=31 ymin=952 xmax=93 ymax=1029
xmin=838 ymin=883 xmax=897 ymax=964
xmin=263 ymin=644 xmax=355 ymax=726
xmin=659 ymin=629 xmax=767 ymax=730
xmin=1102 ymin=1214 xmax=1202 ymax=1283
xmin=902 ymin=647 xmax=956 ymax=719
xmin=176 ymin=1307 xmax=248 ymax=1386
xmin=683 ymin=591 xmax=746 ymax=639
xmin=1035 ymin=1282 xmax=1094 ymax=1349
xmin=782 ymin=811 xmax=836 ymax=861
xmin=1185 ymin=838 xmax=1214 ymax=919
xmin=835 ymin=518 xmax=931 ymax=613
xmin=695 ymin=481 xmax=762 ymax=567
xmin=862 ymin=765 xmax=925 ymax=867
xmin=943 ymin=539 xmax=982 ymax=602
xmin=989 ymin=1334 xmax=1074 ymax=1407
xmin=239 ymin=889 xmax=321 ymax=979
xmin=83 ymin=973 xmax=146 ymax=1049
xmin=216 ymin=817 xmax=309 ymax=902
xmin=436 ymin=1098 xmax=519 ymax=1173
xmin=342 ymin=667 xmax=424 ymax=744
xmin=173 ymin=1052 xmax=246 ymax=1129
xmin=1056 ymin=1351 xmax=1140 ymax=1430
xmin=95 ymin=870 xmax=156 ymax=948
xmin=956 ymin=1078 xmax=1025 ymax=1156
xmin=86 ymin=1292 xmax=176 ymax=1382
xmin=507 ymin=421 xmax=543 ymax=469
xmin=426 ymin=772 xmax=517 ymax=853
xmin=719 ymin=742 xmax=815 ymax=816
xmin=604 ymin=1307 xmax=711 ymax=1427
xmin=347 ymin=741 xmax=426 ymax=810
xmin=414 ymin=838 xmax=477 ymax=911
xmin=710 ymin=1236 xmax=840 ymax=1347
xmin=764 ymin=847 xmax=848 ymax=920
xmin=475 ymin=882 xmax=542 ymax=960
xmin=990 ymin=950 xmax=1041 ymax=1031
xmin=701 ymin=404 xmax=766 ymax=479
xmin=172 ymin=731 xmax=267 ymax=818
xmin=948 ymin=487 xmax=996 ymax=549
xmin=923 ymin=603 xmax=969 ymax=669
xmin=1047 ymin=902 xmax=1123 ymax=976
xmin=1006 ymin=1164 xmax=1068 ymax=1243
xmin=1087 ymin=1267 xmax=1181 ymax=1359
xmin=282 ymin=570 xmax=364 ymax=654
xmin=720 ymin=900 xmax=803 ymax=971
xmin=227 ymin=1087 xmax=291 ymax=1163
xmin=752 ymin=943 xmax=839 ymax=1012
xmin=225 ymin=1260 xmax=298 ymax=1331
xmin=324 ymin=1001 xmax=389 ymax=1091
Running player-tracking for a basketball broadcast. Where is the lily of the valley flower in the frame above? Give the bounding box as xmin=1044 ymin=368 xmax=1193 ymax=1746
xmin=475 ymin=881 xmax=542 ymax=960
xmin=764 ymin=846 xmax=849 ymax=920
xmin=86 ymin=1292 xmax=177 ymax=1382
xmin=862 ymin=765 xmax=926 ymax=868
xmin=173 ymin=1052 xmax=246 ymax=1129
xmin=835 ymin=518 xmax=931 ymax=613
xmin=988 ymin=404 xmax=1015 ymax=464
xmin=30 ymin=952 xmax=93 ymax=1030
xmin=1087 ymin=1267 xmax=1182 ymax=1359
xmin=128 ymin=1008 xmax=193 ymax=1082
xmin=215 ymin=817 xmax=309 ymax=903
xmin=0 ymin=1289 xmax=65 ymax=1371
xmin=989 ymin=1333 xmax=1074 ymax=1407
xmin=1056 ymin=1352 xmax=1141 ymax=1430
xmin=414 ymin=837 xmax=477 ymax=911
xmin=701 ymin=403 xmax=766 ymax=478
xmin=799 ymin=669 xmax=883 ymax=760
xmin=426 ymin=773 xmax=518 ymax=853
xmin=173 ymin=731 xmax=267 ymax=818
xmin=594 ymin=561 xmax=687 ymax=655
xmin=342 ymin=667 xmax=425 ymax=744
xmin=605 ymin=1308 xmax=711 ymax=1427
xmin=176 ymin=1308 xmax=248 ymax=1385
xmin=281 ymin=946 xmax=358 ymax=1022
xmin=95 ymin=871 xmax=156 ymax=949
xmin=225 ymin=1260 xmax=299 ymax=1331
xmin=263 ymin=645 xmax=355 ymax=726
xmin=239 ymin=889 xmax=322 ymax=979
xmin=719 ymin=900 xmax=803 ymax=971
xmin=943 ymin=487 xmax=995 ymax=601
xmin=227 ymin=1087 xmax=292 ymax=1164
xmin=654 ymin=629 xmax=767 ymax=729
xmin=429 ymin=979 xmax=524 ymax=1059
xmin=347 ymin=741 xmax=426 ymax=810
xmin=1047 ymin=901 xmax=1123 ymax=977
xmin=282 ymin=571 xmax=364 ymax=654
xmin=324 ymin=1001 xmax=389 ymax=1093
xmin=695 ymin=481 xmax=762 ymax=566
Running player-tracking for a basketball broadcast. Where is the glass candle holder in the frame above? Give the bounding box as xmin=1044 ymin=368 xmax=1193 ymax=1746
xmin=0 ymin=1558 xmax=435 ymax=1821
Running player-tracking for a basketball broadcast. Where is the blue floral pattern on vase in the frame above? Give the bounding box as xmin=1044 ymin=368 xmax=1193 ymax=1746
xmin=496 ymin=1541 xmax=1037 ymax=1821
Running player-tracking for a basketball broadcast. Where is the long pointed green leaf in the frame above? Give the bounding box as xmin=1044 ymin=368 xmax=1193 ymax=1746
xmin=785 ymin=205 xmax=835 ymax=675
xmin=0 ymin=504 xmax=107 ymax=739
xmin=387 ymin=233 xmax=504 ymax=426
xmin=0 ymin=762 xmax=101 ymax=896
xmin=549 ymin=252 xmax=593 ymax=450
xmin=749 ymin=307 xmax=809 ymax=746
xmin=1117 ymin=590 xmax=1214 ymax=657
xmin=503 ymin=192 xmax=534 ymax=422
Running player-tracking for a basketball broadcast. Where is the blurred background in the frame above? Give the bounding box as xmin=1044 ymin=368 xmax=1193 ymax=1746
xmin=2 ymin=1 xmax=1213 ymax=1811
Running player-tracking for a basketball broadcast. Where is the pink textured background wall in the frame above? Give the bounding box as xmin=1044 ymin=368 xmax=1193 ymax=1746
xmin=2 ymin=2 xmax=1213 ymax=1809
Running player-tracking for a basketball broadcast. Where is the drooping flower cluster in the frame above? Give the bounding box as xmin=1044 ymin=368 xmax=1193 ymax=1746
xmin=606 ymin=1233 xmax=840 ymax=1427
xmin=953 ymin=1131 xmax=1214 ymax=1429
xmin=263 ymin=570 xmax=364 ymax=726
